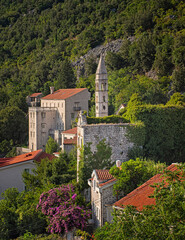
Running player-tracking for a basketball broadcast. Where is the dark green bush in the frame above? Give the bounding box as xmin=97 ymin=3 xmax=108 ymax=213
xmin=87 ymin=115 xmax=129 ymax=124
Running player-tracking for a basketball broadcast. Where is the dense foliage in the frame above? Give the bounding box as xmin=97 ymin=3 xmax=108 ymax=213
xmin=45 ymin=136 xmax=59 ymax=154
xmin=23 ymin=152 xmax=76 ymax=190
xmin=87 ymin=115 xmax=129 ymax=124
xmin=110 ymin=158 xmax=166 ymax=197
xmin=125 ymin=98 xmax=185 ymax=164
xmin=95 ymin=164 xmax=185 ymax=240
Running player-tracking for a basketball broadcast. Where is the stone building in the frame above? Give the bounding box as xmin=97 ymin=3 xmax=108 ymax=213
xmin=88 ymin=169 xmax=117 ymax=227
xmin=77 ymin=111 xmax=134 ymax=177
xmin=95 ymin=55 xmax=108 ymax=117
xmin=29 ymin=88 xmax=90 ymax=151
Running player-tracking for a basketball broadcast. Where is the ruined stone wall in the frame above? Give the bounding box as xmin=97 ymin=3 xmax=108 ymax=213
xmin=78 ymin=123 xmax=134 ymax=164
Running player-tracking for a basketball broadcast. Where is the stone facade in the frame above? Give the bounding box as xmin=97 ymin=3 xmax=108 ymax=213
xmin=95 ymin=55 xmax=108 ymax=117
xmin=29 ymin=88 xmax=90 ymax=151
xmin=77 ymin=113 xmax=134 ymax=175
xmin=88 ymin=170 xmax=117 ymax=227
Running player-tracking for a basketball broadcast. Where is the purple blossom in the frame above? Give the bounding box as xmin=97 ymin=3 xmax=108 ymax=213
xmin=71 ymin=193 xmax=77 ymax=201
xmin=37 ymin=184 xmax=91 ymax=234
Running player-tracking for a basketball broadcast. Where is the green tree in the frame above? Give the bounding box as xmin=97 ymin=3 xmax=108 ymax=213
xmin=105 ymin=51 xmax=125 ymax=71
xmin=45 ymin=136 xmax=59 ymax=154
xmin=166 ymin=92 xmax=185 ymax=106
xmin=110 ymin=158 xmax=166 ymax=197
xmin=0 ymin=188 xmax=19 ymax=240
xmin=171 ymin=66 xmax=185 ymax=92
xmin=23 ymin=152 xmax=76 ymax=190
xmin=0 ymin=106 xmax=27 ymax=145
xmin=78 ymin=139 xmax=112 ymax=190
xmin=54 ymin=58 xmax=76 ymax=90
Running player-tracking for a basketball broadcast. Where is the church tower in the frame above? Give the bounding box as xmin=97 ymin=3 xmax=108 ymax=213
xmin=95 ymin=55 xmax=108 ymax=117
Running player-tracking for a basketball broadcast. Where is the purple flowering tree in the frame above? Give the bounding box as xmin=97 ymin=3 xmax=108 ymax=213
xmin=37 ymin=184 xmax=91 ymax=234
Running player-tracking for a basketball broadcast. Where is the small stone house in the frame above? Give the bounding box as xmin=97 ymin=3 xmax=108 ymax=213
xmin=88 ymin=169 xmax=117 ymax=227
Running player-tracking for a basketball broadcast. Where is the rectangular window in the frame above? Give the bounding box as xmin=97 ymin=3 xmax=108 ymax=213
xmin=74 ymin=102 xmax=79 ymax=107
xmin=103 ymin=96 xmax=105 ymax=102
xmin=41 ymin=123 xmax=46 ymax=128
xmin=30 ymin=113 xmax=32 ymax=118
xmin=41 ymin=112 xmax=46 ymax=118
xmin=93 ymin=180 xmax=96 ymax=191
xmin=71 ymin=113 xmax=75 ymax=119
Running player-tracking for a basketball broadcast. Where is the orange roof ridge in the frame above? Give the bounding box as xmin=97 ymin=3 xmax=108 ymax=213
xmin=42 ymin=88 xmax=87 ymax=100
xmin=0 ymin=149 xmax=55 ymax=168
xmin=30 ymin=93 xmax=42 ymax=97
xmin=62 ymin=127 xmax=77 ymax=134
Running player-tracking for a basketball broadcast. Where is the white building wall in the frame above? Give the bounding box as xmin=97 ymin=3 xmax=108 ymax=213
xmin=0 ymin=161 xmax=35 ymax=199
xmin=29 ymin=107 xmax=56 ymax=151
xmin=65 ymin=89 xmax=90 ymax=130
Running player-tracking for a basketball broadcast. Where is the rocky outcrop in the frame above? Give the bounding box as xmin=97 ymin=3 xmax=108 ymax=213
xmin=72 ymin=39 xmax=123 ymax=78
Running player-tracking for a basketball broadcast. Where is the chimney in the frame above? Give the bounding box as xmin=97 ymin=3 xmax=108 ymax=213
xmin=50 ymin=86 xmax=54 ymax=94
xmin=116 ymin=160 xmax=122 ymax=168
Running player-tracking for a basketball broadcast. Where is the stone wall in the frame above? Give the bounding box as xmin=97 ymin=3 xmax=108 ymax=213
xmin=78 ymin=123 xmax=134 ymax=164
xmin=102 ymin=184 xmax=117 ymax=225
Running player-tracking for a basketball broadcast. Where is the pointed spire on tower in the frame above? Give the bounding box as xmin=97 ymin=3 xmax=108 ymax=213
xmin=96 ymin=54 xmax=107 ymax=75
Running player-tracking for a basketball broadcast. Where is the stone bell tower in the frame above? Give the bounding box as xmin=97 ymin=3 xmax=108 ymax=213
xmin=95 ymin=55 xmax=108 ymax=117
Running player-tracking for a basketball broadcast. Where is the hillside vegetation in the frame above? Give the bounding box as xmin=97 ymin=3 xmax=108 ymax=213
xmin=0 ymin=0 xmax=185 ymax=153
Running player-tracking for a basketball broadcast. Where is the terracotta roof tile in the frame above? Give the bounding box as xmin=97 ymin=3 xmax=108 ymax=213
xmin=113 ymin=163 xmax=179 ymax=211
xmin=64 ymin=136 xmax=77 ymax=145
xmin=36 ymin=152 xmax=55 ymax=162
xmin=62 ymin=127 xmax=77 ymax=135
xmin=30 ymin=93 xmax=42 ymax=97
xmin=95 ymin=169 xmax=114 ymax=181
xmin=0 ymin=150 xmax=55 ymax=168
xmin=42 ymin=88 xmax=87 ymax=100
xmin=99 ymin=178 xmax=116 ymax=187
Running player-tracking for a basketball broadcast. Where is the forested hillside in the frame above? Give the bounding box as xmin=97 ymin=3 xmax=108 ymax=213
xmin=0 ymin=0 xmax=185 ymax=153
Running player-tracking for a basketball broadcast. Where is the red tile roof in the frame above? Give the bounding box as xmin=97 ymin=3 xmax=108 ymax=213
xmin=99 ymin=178 xmax=116 ymax=187
xmin=95 ymin=169 xmax=114 ymax=181
xmin=113 ymin=163 xmax=179 ymax=211
xmin=30 ymin=93 xmax=42 ymax=97
xmin=62 ymin=127 xmax=77 ymax=135
xmin=64 ymin=136 xmax=77 ymax=145
xmin=42 ymin=88 xmax=87 ymax=100
xmin=36 ymin=152 xmax=55 ymax=162
xmin=0 ymin=150 xmax=55 ymax=168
